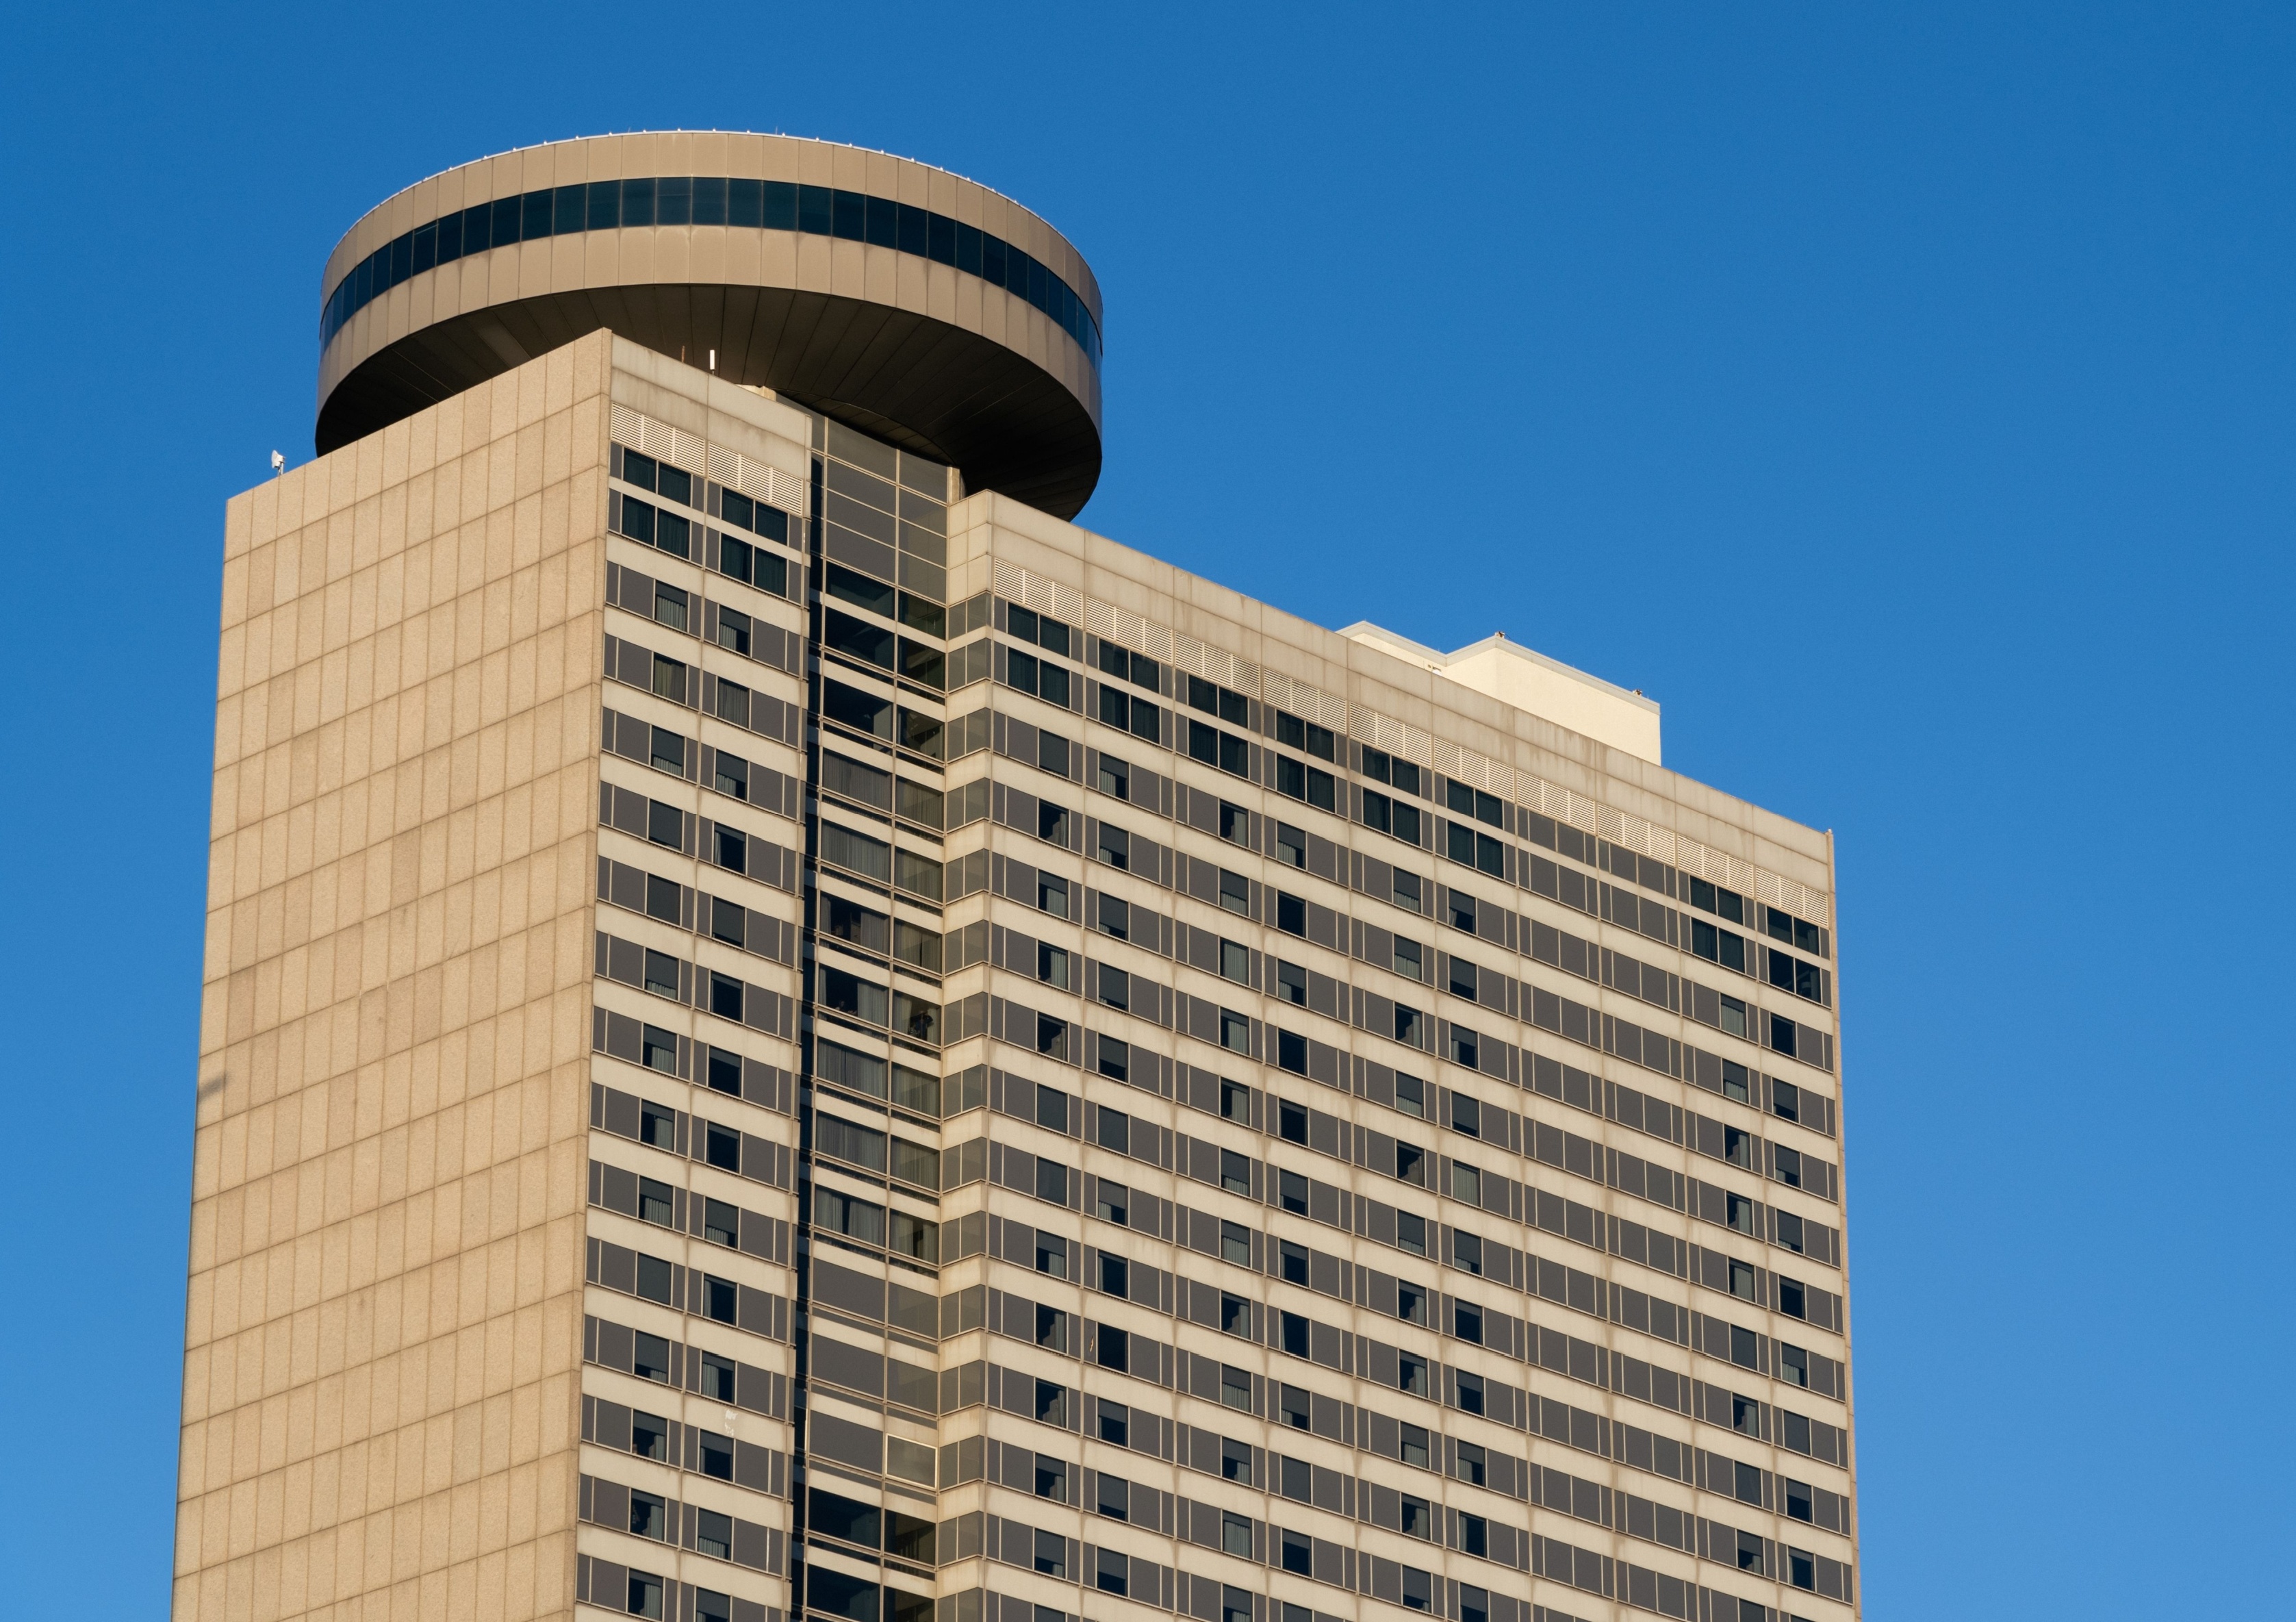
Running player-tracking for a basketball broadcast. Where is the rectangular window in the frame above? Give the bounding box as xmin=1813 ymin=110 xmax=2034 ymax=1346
xmin=1398 ymin=1352 xmax=1429 ymax=1397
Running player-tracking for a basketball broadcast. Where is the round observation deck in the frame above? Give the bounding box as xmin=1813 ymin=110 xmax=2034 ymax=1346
xmin=314 ymin=133 xmax=1104 ymax=518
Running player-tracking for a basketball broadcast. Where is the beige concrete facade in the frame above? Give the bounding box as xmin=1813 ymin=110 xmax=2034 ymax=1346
xmin=181 ymin=331 xmax=1857 ymax=1622
xmin=181 ymin=331 xmax=616 ymax=1621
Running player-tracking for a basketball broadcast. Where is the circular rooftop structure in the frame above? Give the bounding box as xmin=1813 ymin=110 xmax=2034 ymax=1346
xmin=314 ymin=133 xmax=1104 ymax=518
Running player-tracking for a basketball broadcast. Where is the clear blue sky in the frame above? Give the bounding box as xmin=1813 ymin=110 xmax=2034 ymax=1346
xmin=3 ymin=4 xmax=2288 ymax=1616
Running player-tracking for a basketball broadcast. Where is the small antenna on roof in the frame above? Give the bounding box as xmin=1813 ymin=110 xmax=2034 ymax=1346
xmin=270 ymin=451 xmax=285 ymax=477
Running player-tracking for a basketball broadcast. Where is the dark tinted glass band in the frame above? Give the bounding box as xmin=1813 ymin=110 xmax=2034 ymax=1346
xmin=320 ymin=177 xmax=1103 ymax=370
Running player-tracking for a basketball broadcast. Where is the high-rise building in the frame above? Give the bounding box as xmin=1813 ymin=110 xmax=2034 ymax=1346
xmin=177 ymin=134 xmax=1857 ymax=1622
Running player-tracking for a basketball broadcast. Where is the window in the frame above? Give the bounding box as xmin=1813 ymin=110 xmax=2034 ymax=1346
xmin=1280 ymin=1529 xmax=1311 ymax=1575
xmin=1275 ymin=890 xmax=1306 ymax=936
xmin=1686 ymin=874 xmax=1747 ymax=923
xmin=1221 ymin=1293 xmax=1249 ymax=1336
xmin=1779 ymin=1343 xmax=1811 ymax=1388
xmin=1452 ymin=1229 xmax=1483 ymax=1275
xmin=1731 ymin=1325 xmax=1759 ymax=1369
xmin=1094 ymin=822 xmax=1128 ymax=868
xmin=1097 ymin=1549 xmax=1129 ymax=1596
xmin=1395 ymin=1004 xmax=1424 ymax=1047
xmin=1036 ymin=872 xmax=1069 ymax=917
xmin=1275 ymin=710 xmax=1336 ymax=760
xmin=1727 ymin=1192 xmax=1757 ymax=1234
xmin=1775 ymin=1144 xmax=1806 ymax=1187
xmin=1397 ymin=1210 xmax=1427 ymax=1256
xmin=1788 ymin=1548 xmax=1816 ymax=1591
xmin=1038 ymin=800 xmax=1070 ymax=844
xmin=1221 ymin=1078 xmax=1251 ymax=1120
xmin=1098 ymin=1325 xmax=1130 ymax=1371
xmin=628 ymin=1572 xmax=665 ymax=1620
xmin=1778 ymin=1277 xmax=1808 ymax=1319
xmin=1393 ymin=869 xmax=1422 ymax=909
xmin=1099 ymin=1252 xmax=1129 ymax=1297
xmin=1455 ymin=1369 xmax=1485 ymax=1414
xmin=1398 ymin=1351 xmax=1429 ymax=1397
xmin=1689 ymin=917 xmax=1747 ymax=973
xmin=1729 ymin=1259 xmax=1757 ymax=1302
xmin=1393 ymin=1072 xmax=1425 ymax=1119
xmin=1036 ymin=1158 xmax=1069 ymax=1204
xmin=700 ymin=1355 xmax=735 ymax=1404
xmin=1220 ymin=939 xmax=1251 ymax=983
xmin=632 ymin=1410 xmax=669 ymax=1460
xmin=1036 ymin=1013 xmax=1067 ymax=1056
xmin=1451 ymin=1163 xmax=1481 ymax=1206
xmin=1401 ymin=1567 xmax=1432 ymax=1612
xmin=700 ymin=1195 xmax=735 ymax=1244
xmin=1735 ymin=1461 xmax=1763 ymax=1505
xmin=1096 ymin=1106 xmax=1130 ymax=1154
xmin=641 ymin=1102 xmax=676 ymax=1150
xmin=1219 ymin=868 xmax=1251 ymax=915
xmin=1274 ymin=822 xmax=1306 ymax=867
xmin=1036 ymin=1303 xmax=1068 ymax=1352
xmin=638 ymin=1178 xmax=674 ymax=1226
xmin=1785 ymin=1476 xmax=1815 ymax=1523
xmin=1279 ymin=1381 xmax=1310 ymax=1430
xmin=1772 ymin=1078 xmax=1803 ymax=1123
xmin=1220 ymin=1365 xmax=1252 ymax=1411
xmin=1220 ymin=1148 xmax=1252 ymax=1195
xmin=1280 ymin=1312 xmax=1310 ymax=1356
xmin=1401 ymin=1421 xmax=1429 ymax=1467
xmin=1724 ymin=1125 xmax=1755 ymax=1168
xmin=1733 ymin=1395 xmax=1762 ymax=1437
xmin=695 ymin=1507 xmax=732 ymax=1560
xmin=1033 ymin=1529 xmax=1067 ymax=1578
xmin=1221 ymin=1008 xmax=1251 ymax=1052
xmin=1776 ymin=1210 xmax=1807 ymax=1253
xmin=1459 ymin=1588 xmax=1488 ymax=1622
xmin=1099 ymin=1398 xmax=1129 ymax=1445
xmin=1396 ymin=1142 xmax=1425 ymax=1185
xmin=1735 ymin=1530 xmax=1765 ymax=1573
xmin=1036 ymin=1378 xmax=1069 ymax=1426
xmin=699 ymin=1431 xmax=733 ymax=1480
xmin=1096 ymin=750 xmax=1131 ymax=800
xmin=1278 ymin=1169 xmax=1308 ymax=1215
xmin=634 ymin=1332 xmax=670 ymax=1382
xmin=1222 ymin=1511 xmax=1252 ymax=1558
xmin=1398 ymin=1280 xmax=1427 ymax=1324
xmin=1221 ymin=1220 xmax=1251 ymax=1266
xmin=698 ymin=1593 xmax=732 ymax=1622
xmin=1275 ymin=959 xmax=1307 ymax=1005
xmin=1036 ymin=1232 xmax=1067 ymax=1278
xmin=1036 ymin=941 xmax=1071 ymax=989
xmin=1456 ymin=1440 xmax=1486 ymax=1485
xmin=1221 ymin=1436 xmax=1253 ymax=1483
xmin=1034 ymin=1453 xmax=1068 ymax=1503
xmin=1453 ymin=1300 xmax=1483 ymax=1343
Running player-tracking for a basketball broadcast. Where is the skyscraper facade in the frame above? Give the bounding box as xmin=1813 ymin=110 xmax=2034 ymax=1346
xmin=177 ymin=134 xmax=1857 ymax=1622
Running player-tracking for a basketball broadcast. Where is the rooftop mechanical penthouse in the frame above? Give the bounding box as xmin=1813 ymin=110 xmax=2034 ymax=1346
xmin=178 ymin=132 xmax=1859 ymax=1622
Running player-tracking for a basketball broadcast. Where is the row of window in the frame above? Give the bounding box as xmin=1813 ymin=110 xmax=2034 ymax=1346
xmin=322 ymin=175 xmax=1104 ymax=367
xmin=982 ymin=601 xmax=1835 ymax=965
